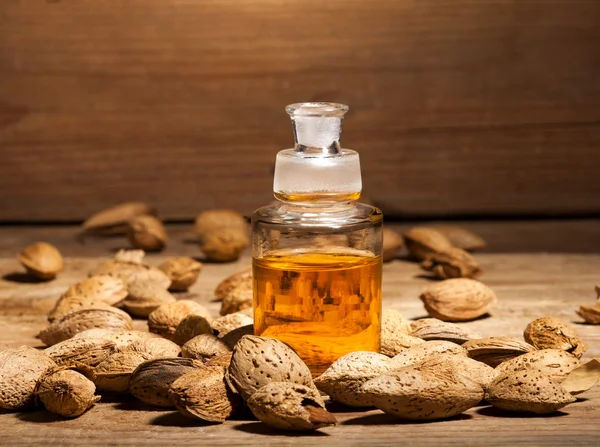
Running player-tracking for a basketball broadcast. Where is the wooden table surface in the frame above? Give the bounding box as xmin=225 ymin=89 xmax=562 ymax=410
xmin=0 ymin=224 xmax=599 ymax=446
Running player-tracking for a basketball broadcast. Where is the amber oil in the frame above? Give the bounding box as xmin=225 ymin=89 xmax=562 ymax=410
xmin=273 ymin=191 xmax=362 ymax=203
xmin=253 ymin=247 xmax=382 ymax=376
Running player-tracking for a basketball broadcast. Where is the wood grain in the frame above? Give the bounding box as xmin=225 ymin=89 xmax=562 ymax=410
xmin=1 ymin=0 xmax=600 ymax=221
xmin=0 ymin=247 xmax=599 ymax=445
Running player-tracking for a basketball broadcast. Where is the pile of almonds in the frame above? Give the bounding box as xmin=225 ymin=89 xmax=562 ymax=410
xmin=78 ymin=202 xmax=249 ymax=262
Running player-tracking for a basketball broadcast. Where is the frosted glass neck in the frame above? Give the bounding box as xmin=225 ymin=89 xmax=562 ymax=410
xmin=286 ymin=102 xmax=349 ymax=155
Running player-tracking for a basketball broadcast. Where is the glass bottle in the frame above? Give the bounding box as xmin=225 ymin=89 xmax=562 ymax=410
xmin=251 ymin=102 xmax=383 ymax=376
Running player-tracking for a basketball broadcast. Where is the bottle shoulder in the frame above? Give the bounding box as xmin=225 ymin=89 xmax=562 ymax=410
xmin=252 ymin=201 xmax=383 ymax=228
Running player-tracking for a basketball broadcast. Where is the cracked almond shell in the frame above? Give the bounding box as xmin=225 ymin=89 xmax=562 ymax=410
xmin=523 ymin=317 xmax=587 ymax=359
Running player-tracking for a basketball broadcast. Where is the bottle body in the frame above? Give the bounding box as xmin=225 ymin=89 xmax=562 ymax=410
xmin=252 ymin=201 xmax=382 ymax=376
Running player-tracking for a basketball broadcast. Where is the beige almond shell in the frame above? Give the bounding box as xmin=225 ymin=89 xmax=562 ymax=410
xmin=181 ymin=334 xmax=232 ymax=361
xmin=35 ymin=369 xmax=100 ymax=417
xmin=410 ymin=318 xmax=481 ymax=344
xmin=388 ymin=340 xmax=467 ymax=370
xmin=403 ymin=227 xmax=453 ymax=261
xmin=127 ymin=338 xmax=181 ymax=358
xmin=129 ymin=358 xmax=203 ymax=407
xmin=148 ymin=300 xmax=212 ymax=340
xmin=227 ymin=335 xmax=314 ymax=401
xmin=314 ymin=351 xmax=391 ymax=407
xmin=93 ymin=350 xmax=154 ymax=393
xmin=113 ymin=249 xmax=146 ymax=263
xmin=418 ymin=353 xmax=499 ymax=389
xmin=169 ymin=366 xmax=240 ymax=422
xmin=49 ymin=276 xmax=128 ymax=322
xmin=200 ymin=228 xmax=249 ymax=263
xmin=463 ymin=337 xmax=537 ymax=367
xmin=421 ymin=247 xmax=482 ymax=280
xmin=90 ymin=259 xmax=171 ymax=289
xmin=38 ymin=306 xmax=134 ymax=347
xmin=220 ymin=282 xmax=253 ymax=316
xmin=214 ymin=267 xmax=252 ymax=300
xmin=172 ymin=314 xmax=213 ymax=346
xmin=44 ymin=338 xmax=117 ymax=368
xmin=381 ymin=334 xmax=425 ymax=357
xmin=127 ymin=215 xmax=167 ymax=252
xmin=431 ymin=225 xmax=486 ymax=251
xmin=122 ymin=279 xmax=176 ymax=317
xmin=82 ymin=201 xmax=156 ymax=235
xmin=523 ymin=317 xmax=587 ymax=359
xmin=212 ymin=312 xmax=254 ymax=337
xmin=419 ymin=278 xmax=497 ymax=322
xmin=381 ymin=309 xmax=412 ymax=338
xmin=73 ymin=329 xmax=162 ymax=351
xmin=362 ymin=364 xmax=484 ymax=420
xmin=382 ymin=228 xmax=404 ymax=262
xmin=247 ymin=382 xmax=336 ymax=431
xmin=495 ymin=349 xmax=580 ymax=383
xmin=158 ymin=257 xmax=202 ymax=292
xmin=485 ymin=367 xmax=576 ymax=414
xmin=18 ymin=242 xmax=64 ymax=280
xmin=577 ymin=305 xmax=600 ymax=324
xmin=0 ymin=346 xmax=58 ymax=410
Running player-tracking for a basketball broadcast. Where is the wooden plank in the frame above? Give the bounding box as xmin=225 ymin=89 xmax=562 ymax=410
xmin=1 ymin=1 xmax=600 ymax=221
xmin=0 ymin=251 xmax=599 ymax=445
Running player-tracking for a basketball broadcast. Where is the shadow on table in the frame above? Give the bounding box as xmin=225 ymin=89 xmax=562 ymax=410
xmin=150 ymin=412 xmax=219 ymax=427
xmin=233 ymin=422 xmax=330 ymax=437
xmin=475 ymin=406 xmax=570 ymax=418
xmin=16 ymin=410 xmax=65 ymax=423
xmin=341 ymin=412 xmax=472 ymax=426
xmin=2 ymin=272 xmax=50 ymax=284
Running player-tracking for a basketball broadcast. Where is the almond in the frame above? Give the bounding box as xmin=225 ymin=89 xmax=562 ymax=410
xmin=410 ymin=318 xmax=480 ymax=344
xmin=220 ymin=283 xmax=253 ymax=316
xmin=381 ymin=309 xmax=412 ymax=337
xmin=212 ymin=312 xmax=253 ymax=337
xmin=169 ymin=366 xmax=240 ymax=422
xmin=220 ymin=324 xmax=254 ymax=348
xmin=38 ymin=306 xmax=133 ymax=347
xmin=387 ymin=341 xmax=467 ymax=370
xmin=159 ymin=257 xmax=202 ymax=292
xmin=523 ymin=317 xmax=587 ymax=359
xmin=82 ymin=202 xmax=156 ymax=235
xmin=214 ymin=267 xmax=252 ymax=300
xmin=194 ymin=209 xmax=247 ymax=240
xmin=419 ymin=278 xmax=497 ymax=322
xmin=181 ymin=334 xmax=232 ymax=361
xmin=130 ymin=357 xmax=203 ymax=407
xmin=93 ymin=350 xmax=154 ymax=393
xmin=44 ymin=338 xmax=116 ymax=368
xmin=73 ymin=329 xmax=162 ymax=350
xmin=200 ymin=228 xmax=249 ymax=262
xmin=91 ymin=259 xmax=171 ymax=289
xmin=18 ymin=242 xmax=63 ymax=280
xmin=495 ymin=349 xmax=580 ymax=383
xmin=576 ymin=305 xmax=600 ymax=324
xmin=127 ymin=338 xmax=181 ymax=358
xmin=127 ymin=215 xmax=167 ymax=252
xmin=226 ymin=335 xmax=314 ymax=400
xmin=122 ymin=279 xmax=176 ymax=317
xmin=35 ymin=368 xmax=100 ymax=417
xmin=418 ymin=353 xmax=499 ymax=389
xmin=463 ymin=336 xmax=536 ymax=367
xmin=486 ymin=366 xmax=576 ymax=414
xmin=172 ymin=314 xmax=213 ymax=346
xmin=148 ymin=300 xmax=212 ymax=340
xmin=314 ymin=351 xmax=391 ymax=407
xmin=0 ymin=346 xmax=57 ymax=410
xmin=431 ymin=225 xmax=486 ymax=251
xmin=421 ymin=247 xmax=481 ymax=279
xmin=247 ymin=382 xmax=336 ymax=431
xmin=381 ymin=334 xmax=425 ymax=357
xmin=382 ymin=228 xmax=404 ymax=262
xmin=403 ymin=227 xmax=453 ymax=261
xmin=362 ymin=363 xmax=483 ymax=420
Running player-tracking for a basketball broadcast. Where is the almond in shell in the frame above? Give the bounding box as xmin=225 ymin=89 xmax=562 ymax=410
xmin=220 ymin=283 xmax=253 ymax=316
xmin=93 ymin=350 xmax=154 ymax=393
xmin=181 ymin=334 xmax=232 ymax=361
xmin=247 ymin=382 xmax=336 ymax=431
xmin=122 ymin=279 xmax=176 ymax=317
xmin=0 ymin=346 xmax=57 ymax=410
xmin=35 ymin=368 xmax=100 ymax=417
xmin=18 ymin=242 xmax=64 ymax=280
xmin=418 ymin=353 xmax=499 ymax=389
xmin=214 ymin=267 xmax=252 ymax=300
xmin=127 ymin=215 xmax=167 ymax=252
xmin=90 ymin=259 xmax=171 ymax=289
xmin=212 ymin=312 xmax=253 ymax=337
xmin=387 ymin=340 xmax=467 ymax=370
xmin=148 ymin=300 xmax=212 ymax=340
xmin=463 ymin=336 xmax=536 ymax=367
xmin=419 ymin=278 xmax=497 ymax=322
xmin=403 ymin=227 xmax=453 ymax=261
xmin=421 ymin=247 xmax=482 ymax=279
xmin=44 ymin=338 xmax=117 ymax=368
xmin=410 ymin=318 xmax=480 ymax=345
xmin=495 ymin=349 xmax=580 ymax=383
xmin=82 ymin=201 xmax=156 ymax=236
xmin=159 ymin=257 xmax=203 ymax=292
xmin=172 ymin=314 xmax=213 ymax=346
xmin=523 ymin=317 xmax=587 ymax=359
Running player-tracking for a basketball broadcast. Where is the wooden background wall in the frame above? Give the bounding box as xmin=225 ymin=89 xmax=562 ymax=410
xmin=1 ymin=0 xmax=599 ymax=222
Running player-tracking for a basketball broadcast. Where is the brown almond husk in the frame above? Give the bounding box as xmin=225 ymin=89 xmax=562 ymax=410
xmin=169 ymin=366 xmax=240 ymax=422
xmin=421 ymin=247 xmax=482 ymax=279
xmin=247 ymin=382 xmax=335 ymax=431
xmin=82 ymin=202 xmax=156 ymax=236
xmin=560 ymin=358 xmax=600 ymax=395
